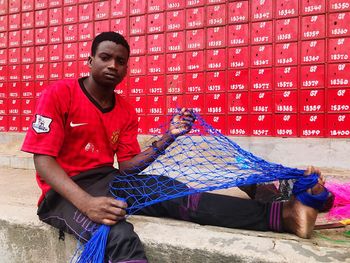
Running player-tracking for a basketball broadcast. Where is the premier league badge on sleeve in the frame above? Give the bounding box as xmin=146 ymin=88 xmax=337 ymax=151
xmin=32 ymin=114 xmax=52 ymax=134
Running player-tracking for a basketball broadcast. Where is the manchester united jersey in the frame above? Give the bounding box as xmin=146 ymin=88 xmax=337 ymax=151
xmin=22 ymin=78 xmax=141 ymax=203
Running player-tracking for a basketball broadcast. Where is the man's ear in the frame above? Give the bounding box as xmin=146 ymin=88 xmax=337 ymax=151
xmin=87 ymin=56 xmax=93 ymax=68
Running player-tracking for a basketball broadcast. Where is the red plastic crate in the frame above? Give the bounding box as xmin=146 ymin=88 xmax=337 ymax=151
xmin=206 ymin=93 xmax=226 ymax=114
xmin=64 ymin=5 xmax=77 ymax=24
xmin=95 ymin=1 xmax=110 ymax=20
xmin=129 ymin=56 xmax=146 ymax=75
xmin=166 ymin=31 xmax=185 ymax=52
xmin=148 ymin=34 xmax=165 ymax=54
xmin=22 ymin=11 xmax=34 ymax=28
xmin=275 ymin=90 xmax=298 ymax=113
xmin=130 ymin=0 xmax=147 ymax=15
xmin=250 ymin=114 xmax=273 ymax=136
xmin=327 ymin=88 xmax=350 ymax=112
xmin=250 ymin=68 xmax=273 ymax=90
xmin=301 ymin=0 xmax=326 ymax=15
xmin=301 ymin=40 xmax=326 ymax=64
xmin=300 ymin=114 xmax=325 ymax=137
xmin=111 ymin=18 xmax=127 ymax=36
xmin=328 ymin=37 xmax=350 ymax=62
xmin=328 ymin=12 xmax=350 ymax=37
xmin=228 ymin=1 xmax=249 ymax=24
xmin=227 ymin=69 xmax=249 ymax=91
xmin=301 ymin=14 xmax=326 ymax=40
xmin=186 ymin=7 xmax=204 ymax=29
xmin=110 ymin=1 xmax=127 ymax=18
xmin=186 ymin=50 xmax=204 ymax=72
xmin=8 ymin=115 xmax=21 ymax=132
xmin=166 ymin=53 xmax=185 ymax=74
xmin=227 ymin=114 xmax=249 ymax=136
xmin=186 ymin=29 xmax=204 ymax=50
xmin=148 ymin=0 xmax=165 ymax=13
xmin=148 ymin=12 xmax=165 ymax=34
xmin=228 ymin=23 xmax=249 ymax=46
xmin=78 ymin=3 xmax=93 ymax=22
xmin=204 ymin=115 xmax=227 ymax=134
xmin=251 ymin=21 xmax=273 ymax=44
xmin=251 ymin=0 xmax=273 ymax=21
xmin=251 ymin=44 xmax=273 ymax=67
xmin=206 ymin=26 xmax=226 ymax=49
xmin=147 ymin=95 xmax=166 ymax=115
xmin=274 ymin=114 xmax=298 ymax=137
xmin=275 ymin=66 xmax=298 ymax=90
xmin=250 ymin=91 xmax=273 ymax=113
xmin=328 ymin=63 xmax=350 ymax=87
xmin=147 ymin=74 xmax=165 ymax=94
xmin=49 ymin=7 xmax=62 ymax=26
xmin=166 ymin=94 xmax=183 ymax=114
xmin=276 ymin=0 xmax=299 ymax=18
xmin=130 ymin=15 xmax=146 ymax=36
xmin=63 ymin=42 xmax=78 ymax=61
xmin=166 ymin=74 xmax=184 ymax=94
xmin=21 ymin=81 xmax=34 ymax=98
xmin=129 ymin=76 xmax=147 ymax=95
xmin=130 ymin=35 xmax=146 ymax=56
xmin=206 ymin=4 xmax=226 ymax=27
xmin=275 ymin=18 xmax=298 ymax=42
xmin=78 ymin=22 xmax=93 ymax=41
xmin=49 ymin=44 xmax=62 ymax=62
xmin=184 ymin=93 xmax=204 ymax=114
xmin=228 ymin=46 xmax=249 ymax=68
xmin=275 ymin=42 xmax=298 ymax=66
xmin=227 ymin=92 xmax=249 ymax=113
xmin=206 ymin=49 xmax=226 ymax=71
xmin=206 ymin=71 xmax=226 ymax=93
xmin=147 ymin=54 xmax=165 ymax=74
xmin=8 ymin=82 xmax=21 ymax=98
xmin=0 ymin=115 xmax=8 ymax=132
xmin=184 ymin=72 xmax=204 ymax=93
xmin=300 ymin=89 xmax=325 ymax=113
xmin=301 ymin=64 xmax=325 ymax=88
xmin=166 ymin=9 xmax=185 ymax=31
xmin=329 ymin=0 xmax=350 ymax=12
xmin=328 ymin=114 xmax=350 ymax=137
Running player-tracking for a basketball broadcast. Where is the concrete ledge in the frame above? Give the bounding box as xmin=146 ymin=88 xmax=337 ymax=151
xmin=1 ymin=215 xmax=350 ymax=263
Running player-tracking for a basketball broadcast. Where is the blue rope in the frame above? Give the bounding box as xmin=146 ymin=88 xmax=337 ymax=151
xmin=73 ymin=112 xmax=328 ymax=262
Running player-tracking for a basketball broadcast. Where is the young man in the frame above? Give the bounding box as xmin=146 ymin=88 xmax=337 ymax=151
xmin=22 ymin=32 xmax=328 ymax=263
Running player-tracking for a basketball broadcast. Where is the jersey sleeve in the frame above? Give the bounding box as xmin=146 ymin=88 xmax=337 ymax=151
xmin=116 ymin=104 xmax=141 ymax=162
xmin=21 ymin=81 xmax=69 ymax=157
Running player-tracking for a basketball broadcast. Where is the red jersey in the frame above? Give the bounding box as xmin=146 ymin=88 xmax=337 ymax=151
xmin=22 ymin=78 xmax=141 ymax=204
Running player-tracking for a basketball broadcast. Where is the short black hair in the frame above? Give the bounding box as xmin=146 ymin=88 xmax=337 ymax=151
xmin=91 ymin=31 xmax=130 ymax=57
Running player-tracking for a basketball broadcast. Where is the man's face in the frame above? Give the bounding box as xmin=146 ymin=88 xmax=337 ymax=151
xmin=88 ymin=40 xmax=129 ymax=88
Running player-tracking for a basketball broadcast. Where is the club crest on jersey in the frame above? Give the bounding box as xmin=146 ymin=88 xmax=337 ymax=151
xmin=111 ymin=130 xmax=120 ymax=145
xmin=32 ymin=114 xmax=52 ymax=134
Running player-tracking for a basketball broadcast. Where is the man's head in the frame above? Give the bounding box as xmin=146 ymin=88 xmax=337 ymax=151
xmin=88 ymin=32 xmax=130 ymax=88
xmin=91 ymin=31 xmax=130 ymax=58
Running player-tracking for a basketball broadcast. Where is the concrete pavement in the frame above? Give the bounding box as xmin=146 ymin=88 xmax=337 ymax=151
xmin=0 ymin=133 xmax=350 ymax=262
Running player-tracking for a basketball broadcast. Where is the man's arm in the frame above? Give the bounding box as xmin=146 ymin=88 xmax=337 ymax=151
xmin=34 ymin=154 xmax=127 ymax=225
xmin=118 ymin=108 xmax=195 ymax=175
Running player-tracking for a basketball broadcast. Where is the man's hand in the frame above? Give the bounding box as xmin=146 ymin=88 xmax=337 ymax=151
xmin=168 ymin=108 xmax=196 ymax=137
xmin=82 ymin=196 xmax=127 ymax=225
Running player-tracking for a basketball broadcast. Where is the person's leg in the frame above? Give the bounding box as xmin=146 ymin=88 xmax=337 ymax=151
xmin=123 ymin=174 xmax=278 ymax=232
xmin=37 ymin=167 xmax=148 ymax=263
xmin=127 ymin=170 xmax=328 ymax=238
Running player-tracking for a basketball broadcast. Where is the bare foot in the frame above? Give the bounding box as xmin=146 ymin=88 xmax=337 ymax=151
xmin=282 ymin=166 xmax=325 ymax=239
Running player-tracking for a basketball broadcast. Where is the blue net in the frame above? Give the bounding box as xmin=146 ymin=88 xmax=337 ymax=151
xmin=73 ymin=111 xmax=321 ymax=263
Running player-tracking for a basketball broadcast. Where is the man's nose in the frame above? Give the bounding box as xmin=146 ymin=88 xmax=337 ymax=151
xmin=107 ymin=60 xmax=118 ymax=70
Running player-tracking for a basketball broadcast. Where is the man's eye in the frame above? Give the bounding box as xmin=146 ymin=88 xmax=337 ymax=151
xmin=100 ymin=56 xmax=110 ymax=61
